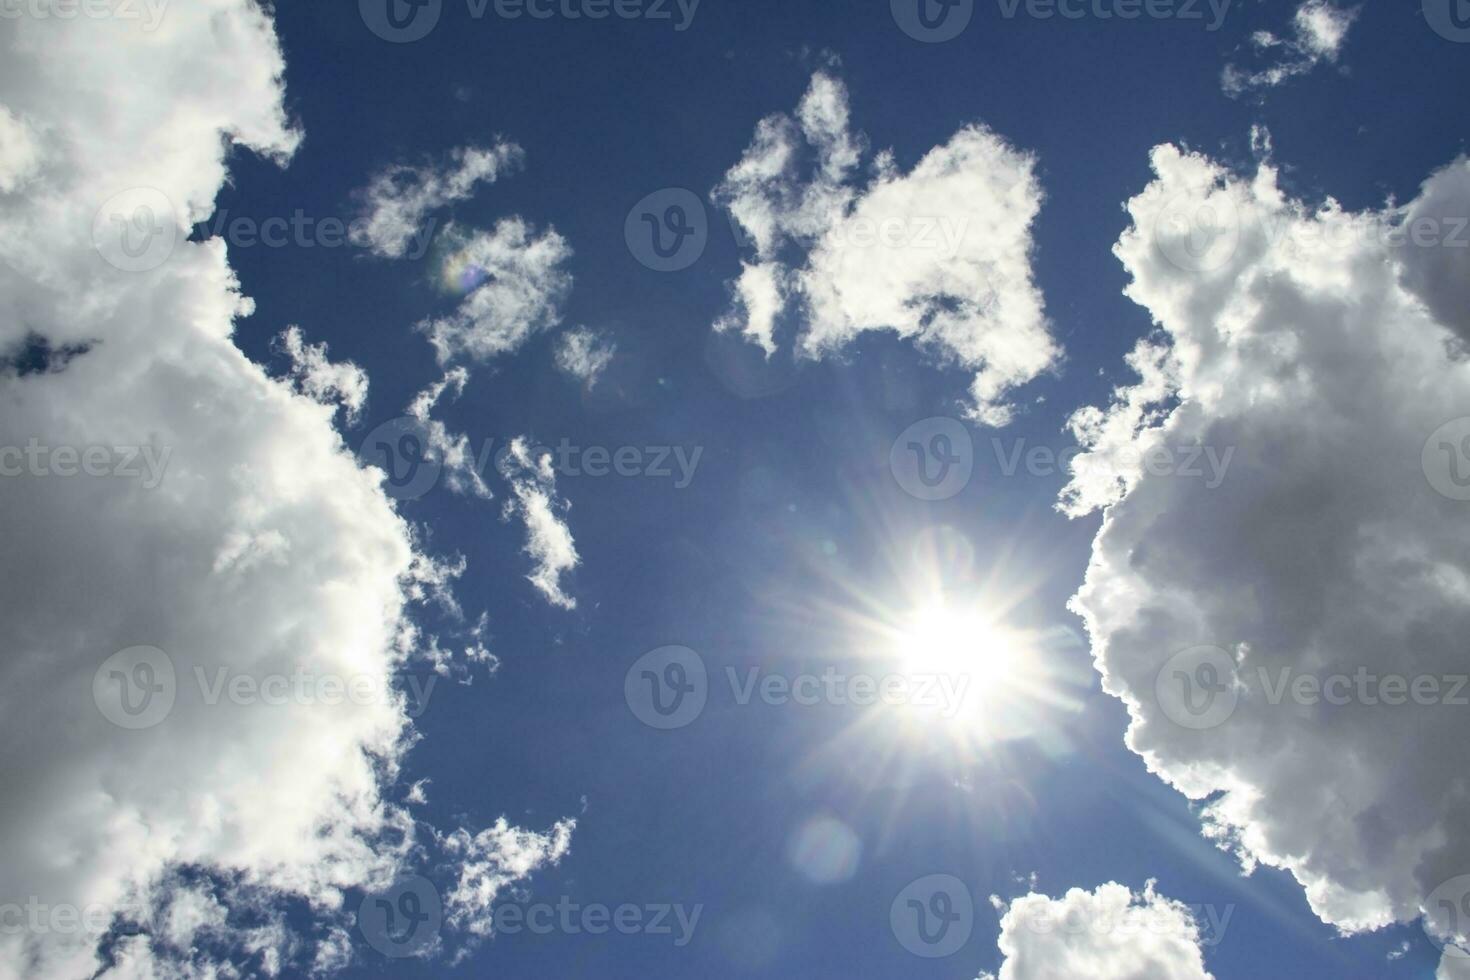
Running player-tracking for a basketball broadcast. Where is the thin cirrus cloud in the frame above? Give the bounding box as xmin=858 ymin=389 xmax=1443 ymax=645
xmin=555 ymin=326 xmax=618 ymax=387
xmin=1062 ymin=139 xmax=1470 ymax=974
xmin=711 ymin=69 xmax=1060 ymax=426
xmin=420 ymin=218 xmax=574 ymax=366
xmin=0 ymin=3 xmax=570 ymax=976
xmin=350 ymin=141 xmax=525 ymax=259
xmin=1221 ymin=0 xmax=1359 ymax=97
xmin=498 ymin=437 xmax=582 ymax=610
xmin=350 ymin=147 xmax=584 ymax=611
xmin=979 ymin=882 xmax=1217 ymax=980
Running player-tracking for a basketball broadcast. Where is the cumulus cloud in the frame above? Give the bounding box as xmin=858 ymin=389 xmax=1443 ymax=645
xmin=351 ymin=142 xmax=524 ymax=259
xmin=421 ymin=219 xmax=573 ymax=366
xmin=498 ymin=438 xmax=580 ymax=610
xmin=1062 ymin=141 xmax=1470 ymax=974
xmin=0 ymin=5 xmax=567 ymax=976
xmin=554 ymin=327 xmax=616 ymax=386
xmin=1222 ymin=1 xmax=1359 ymax=96
xmin=274 ymin=325 xmax=369 ymax=424
xmin=978 ymin=882 xmax=1216 ymax=980
xmin=712 ymin=71 xmax=1059 ymax=426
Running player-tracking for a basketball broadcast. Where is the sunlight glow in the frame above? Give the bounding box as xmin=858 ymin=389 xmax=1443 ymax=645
xmin=894 ymin=604 xmax=1022 ymax=697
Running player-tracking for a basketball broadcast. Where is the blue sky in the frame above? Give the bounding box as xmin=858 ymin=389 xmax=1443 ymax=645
xmin=6 ymin=0 xmax=1470 ymax=978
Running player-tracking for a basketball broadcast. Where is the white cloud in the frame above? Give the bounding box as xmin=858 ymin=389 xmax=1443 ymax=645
xmin=0 ymin=5 xmax=567 ymax=976
xmin=0 ymin=103 xmax=40 ymax=193
xmin=351 ymin=142 xmax=524 ymax=259
xmin=554 ymin=327 xmax=616 ymax=386
xmin=406 ymin=367 xmax=493 ymax=498
xmin=1062 ymin=142 xmax=1470 ymax=967
xmin=440 ymin=818 xmax=575 ymax=943
xmin=1222 ymin=1 xmax=1359 ymax=96
xmin=421 ymin=219 xmax=573 ymax=366
xmin=275 ymin=325 xmax=369 ymax=425
xmin=713 ymin=71 xmax=1058 ymax=425
xmin=978 ymin=882 xmax=1215 ymax=980
xmin=498 ymin=438 xmax=580 ymax=610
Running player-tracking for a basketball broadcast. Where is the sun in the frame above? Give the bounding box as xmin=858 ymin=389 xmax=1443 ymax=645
xmin=894 ymin=603 xmax=1022 ymax=692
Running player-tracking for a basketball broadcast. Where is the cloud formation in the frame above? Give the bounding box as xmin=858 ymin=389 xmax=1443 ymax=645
xmin=0 ymin=5 xmax=568 ymax=976
xmin=499 ymin=438 xmax=581 ymax=610
xmin=275 ymin=325 xmax=370 ymax=425
xmin=712 ymin=71 xmax=1059 ymax=425
xmin=351 ymin=142 xmax=524 ymax=259
xmin=421 ymin=219 xmax=573 ymax=366
xmin=1062 ymin=142 xmax=1470 ymax=974
xmin=1222 ymin=1 xmax=1359 ymax=96
xmin=555 ymin=327 xmax=616 ymax=386
xmin=979 ymin=882 xmax=1216 ymax=980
